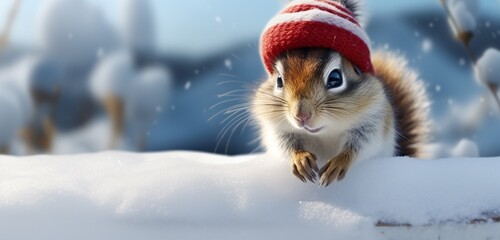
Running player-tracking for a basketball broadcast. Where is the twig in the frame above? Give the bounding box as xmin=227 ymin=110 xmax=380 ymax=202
xmin=0 ymin=0 xmax=22 ymax=51
xmin=439 ymin=0 xmax=500 ymax=110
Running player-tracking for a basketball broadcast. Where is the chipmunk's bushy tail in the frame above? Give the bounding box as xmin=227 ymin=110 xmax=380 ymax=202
xmin=372 ymin=50 xmax=431 ymax=158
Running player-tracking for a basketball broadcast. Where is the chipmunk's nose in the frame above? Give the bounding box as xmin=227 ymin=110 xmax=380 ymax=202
xmin=294 ymin=112 xmax=311 ymax=125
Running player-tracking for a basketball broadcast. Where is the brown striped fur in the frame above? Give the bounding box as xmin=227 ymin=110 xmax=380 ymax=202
xmin=372 ymin=50 xmax=430 ymax=158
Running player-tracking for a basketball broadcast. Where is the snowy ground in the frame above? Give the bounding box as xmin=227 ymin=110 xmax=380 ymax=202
xmin=2 ymin=151 xmax=500 ymax=240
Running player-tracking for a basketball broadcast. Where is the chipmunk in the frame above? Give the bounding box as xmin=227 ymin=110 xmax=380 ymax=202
xmin=252 ymin=0 xmax=430 ymax=186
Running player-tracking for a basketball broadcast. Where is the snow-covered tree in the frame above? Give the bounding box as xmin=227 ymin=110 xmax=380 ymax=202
xmin=0 ymin=89 xmax=23 ymax=154
xmin=0 ymin=65 xmax=34 ymax=154
xmin=120 ymin=0 xmax=156 ymax=55
xmin=37 ymin=0 xmax=117 ymax=72
xmin=26 ymin=57 xmax=64 ymax=152
xmin=90 ymin=51 xmax=135 ymax=149
xmin=125 ymin=66 xmax=170 ymax=150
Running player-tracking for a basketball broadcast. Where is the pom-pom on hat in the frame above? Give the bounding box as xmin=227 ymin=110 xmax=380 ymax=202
xmin=260 ymin=0 xmax=373 ymax=74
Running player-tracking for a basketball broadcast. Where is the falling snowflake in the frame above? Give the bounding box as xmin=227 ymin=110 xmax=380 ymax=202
xmin=224 ymin=59 xmax=232 ymax=70
xmin=435 ymin=85 xmax=441 ymax=92
xmin=422 ymin=39 xmax=433 ymax=53
xmin=184 ymin=81 xmax=192 ymax=90
xmin=459 ymin=58 xmax=466 ymax=66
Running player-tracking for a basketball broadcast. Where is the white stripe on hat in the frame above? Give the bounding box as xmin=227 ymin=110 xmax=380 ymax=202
xmin=285 ymin=0 xmax=355 ymax=22
xmin=264 ymin=9 xmax=371 ymax=48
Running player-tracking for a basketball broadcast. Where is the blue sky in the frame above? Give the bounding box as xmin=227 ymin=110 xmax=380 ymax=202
xmin=1 ymin=0 xmax=498 ymax=55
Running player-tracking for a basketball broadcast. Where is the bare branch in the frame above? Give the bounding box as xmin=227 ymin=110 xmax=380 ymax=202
xmin=439 ymin=0 xmax=500 ymax=110
xmin=0 ymin=0 xmax=22 ymax=51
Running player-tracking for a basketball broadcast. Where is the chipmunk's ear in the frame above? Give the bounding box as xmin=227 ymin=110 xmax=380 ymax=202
xmin=340 ymin=0 xmax=366 ymax=26
xmin=340 ymin=0 xmax=362 ymax=20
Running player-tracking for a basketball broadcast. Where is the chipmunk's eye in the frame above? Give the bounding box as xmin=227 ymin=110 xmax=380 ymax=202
xmin=327 ymin=69 xmax=343 ymax=89
xmin=276 ymin=75 xmax=284 ymax=89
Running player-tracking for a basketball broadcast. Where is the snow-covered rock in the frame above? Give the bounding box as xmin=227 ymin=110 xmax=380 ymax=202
xmin=451 ymin=139 xmax=479 ymax=158
xmin=476 ymin=48 xmax=500 ymax=86
xmin=37 ymin=0 xmax=117 ymax=70
xmin=89 ymin=51 xmax=135 ymax=101
xmin=120 ymin=0 xmax=155 ymax=54
xmin=1 ymin=152 xmax=500 ymax=239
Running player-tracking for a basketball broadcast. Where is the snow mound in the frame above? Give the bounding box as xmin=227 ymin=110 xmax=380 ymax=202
xmin=451 ymin=139 xmax=479 ymax=158
xmin=1 ymin=152 xmax=500 ymax=239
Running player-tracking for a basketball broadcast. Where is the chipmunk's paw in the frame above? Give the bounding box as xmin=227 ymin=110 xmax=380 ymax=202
xmin=319 ymin=157 xmax=351 ymax=187
xmin=291 ymin=151 xmax=319 ymax=183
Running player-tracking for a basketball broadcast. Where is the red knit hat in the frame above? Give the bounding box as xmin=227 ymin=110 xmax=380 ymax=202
xmin=260 ymin=0 xmax=373 ymax=74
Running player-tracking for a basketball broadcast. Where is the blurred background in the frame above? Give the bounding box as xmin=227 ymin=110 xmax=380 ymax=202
xmin=0 ymin=0 xmax=499 ymax=157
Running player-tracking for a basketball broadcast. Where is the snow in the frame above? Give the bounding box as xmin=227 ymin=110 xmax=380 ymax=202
xmin=28 ymin=57 xmax=62 ymax=94
xmin=37 ymin=0 xmax=117 ymax=70
xmin=124 ymin=66 xmax=171 ymax=148
xmin=1 ymin=151 xmax=500 ymax=239
xmin=126 ymin=66 xmax=171 ymax=119
xmin=421 ymin=38 xmax=433 ymax=53
xmin=224 ymin=59 xmax=233 ymax=70
xmin=184 ymin=81 xmax=191 ymax=90
xmin=446 ymin=0 xmax=479 ymax=16
xmin=89 ymin=51 xmax=135 ymax=100
xmin=120 ymin=0 xmax=155 ymax=54
xmin=0 ymin=89 xmax=24 ymax=146
xmin=0 ymin=58 xmax=36 ymax=125
xmin=450 ymin=139 xmax=480 ymax=158
xmin=476 ymin=48 xmax=500 ymax=85
xmin=447 ymin=1 xmax=476 ymax=34
xmin=52 ymin=118 xmax=114 ymax=154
